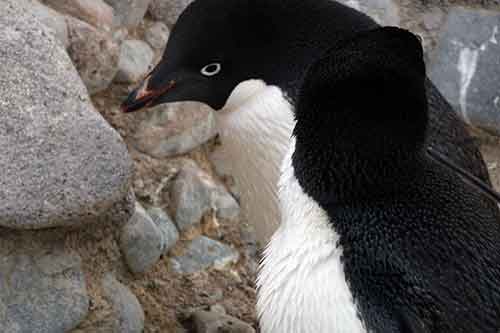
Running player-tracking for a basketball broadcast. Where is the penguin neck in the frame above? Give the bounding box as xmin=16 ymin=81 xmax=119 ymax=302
xmin=215 ymin=79 xmax=295 ymax=244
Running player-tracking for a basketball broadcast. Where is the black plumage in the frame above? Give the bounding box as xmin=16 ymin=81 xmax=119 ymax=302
xmin=293 ymin=27 xmax=500 ymax=333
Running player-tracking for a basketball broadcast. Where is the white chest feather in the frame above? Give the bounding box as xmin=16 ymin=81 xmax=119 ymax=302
xmin=257 ymin=138 xmax=366 ymax=333
xmin=215 ymin=80 xmax=295 ymax=245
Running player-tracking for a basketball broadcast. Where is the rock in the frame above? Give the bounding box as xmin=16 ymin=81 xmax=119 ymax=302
xmin=429 ymin=8 xmax=500 ymax=135
xmin=29 ymin=0 xmax=69 ymax=47
xmin=115 ymin=39 xmax=154 ymax=83
xmin=170 ymin=236 xmax=240 ymax=274
xmin=337 ymin=0 xmax=400 ymax=26
xmin=43 ymin=0 xmax=114 ymax=30
xmin=0 ymin=0 xmax=133 ymax=229
xmin=145 ymin=21 xmax=170 ymax=50
xmin=104 ymin=0 xmax=151 ymax=28
xmin=102 ymin=274 xmax=145 ymax=333
xmin=0 ymin=250 xmax=89 ymax=333
xmin=147 ymin=207 xmax=180 ymax=253
xmin=120 ymin=203 xmax=164 ymax=274
xmin=67 ymin=16 xmax=120 ymax=94
xmin=148 ymin=0 xmax=194 ymax=28
xmin=170 ymin=161 xmax=240 ymax=231
xmin=192 ymin=308 xmax=255 ymax=333
xmin=133 ymin=102 xmax=218 ymax=157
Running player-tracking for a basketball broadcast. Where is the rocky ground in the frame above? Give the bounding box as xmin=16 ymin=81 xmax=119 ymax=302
xmin=0 ymin=0 xmax=500 ymax=332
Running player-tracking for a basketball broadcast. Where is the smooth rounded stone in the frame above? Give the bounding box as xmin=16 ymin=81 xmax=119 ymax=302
xmin=120 ymin=202 xmax=164 ymax=274
xmin=145 ymin=21 xmax=170 ymax=50
xmin=0 ymin=250 xmax=89 ymax=333
xmin=104 ymin=0 xmax=151 ymax=28
xmin=192 ymin=309 xmax=255 ymax=333
xmin=28 ymin=0 xmax=69 ymax=48
xmin=148 ymin=0 xmax=194 ymax=28
xmin=429 ymin=8 xmax=500 ymax=135
xmin=170 ymin=236 xmax=240 ymax=274
xmin=115 ymin=39 xmax=154 ymax=83
xmin=67 ymin=16 xmax=120 ymax=94
xmin=337 ymin=0 xmax=400 ymax=26
xmin=102 ymin=274 xmax=145 ymax=333
xmin=170 ymin=160 xmax=240 ymax=231
xmin=0 ymin=1 xmax=133 ymax=229
xmin=133 ymin=102 xmax=218 ymax=157
xmin=43 ymin=0 xmax=114 ymax=30
xmin=147 ymin=207 xmax=180 ymax=253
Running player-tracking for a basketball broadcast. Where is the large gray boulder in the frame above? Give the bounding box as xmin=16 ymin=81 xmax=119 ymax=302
xmin=0 ymin=0 xmax=133 ymax=229
xmin=429 ymin=7 xmax=500 ymax=135
xmin=28 ymin=0 xmax=69 ymax=48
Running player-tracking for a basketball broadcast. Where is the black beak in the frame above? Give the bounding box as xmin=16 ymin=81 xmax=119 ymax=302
xmin=121 ymin=71 xmax=176 ymax=113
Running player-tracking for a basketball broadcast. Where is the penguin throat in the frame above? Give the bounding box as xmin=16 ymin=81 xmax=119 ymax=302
xmin=214 ymin=79 xmax=295 ymax=245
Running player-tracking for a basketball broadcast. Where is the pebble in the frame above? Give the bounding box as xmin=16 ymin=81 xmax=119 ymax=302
xmin=133 ymin=102 xmax=218 ymax=157
xmin=102 ymin=274 xmax=145 ymax=333
xmin=147 ymin=206 xmax=180 ymax=253
xmin=67 ymin=16 xmax=121 ymax=93
xmin=120 ymin=202 xmax=164 ymax=274
xmin=148 ymin=0 xmax=194 ymax=28
xmin=145 ymin=21 xmax=170 ymax=51
xmin=0 ymin=250 xmax=89 ymax=333
xmin=115 ymin=39 xmax=154 ymax=83
xmin=170 ymin=160 xmax=240 ymax=231
xmin=170 ymin=236 xmax=240 ymax=274
xmin=44 ymin=0 xmax=114 ymax=30
xmin=192 ymin=308 xmax=255 ymax=333
xmin=104 ymin=0 xmax=151 ymax=28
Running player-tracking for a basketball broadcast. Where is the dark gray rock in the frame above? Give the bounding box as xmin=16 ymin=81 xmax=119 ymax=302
xmin=192 ymin=308 xmax=255 ymax=333
xmin=29 ymin=0 xmax=69 ymax=47
xmin=120 ymin=203 xmax=164 ymax=274
xmin=429 ymin=8 xmax=500 ymax=134
xmin=67 ymin=16 xmax=121 ymax=94
xmin=104 ymin=0 xmax=151 ymax=28
xmin=0 ymin=0 xmax=133 ymax=229
xmin=170 ymin=236 xmax=239 ymax=274
xmin=147 ymin=207 xmax=180 ymax=253
xmin=102 ymin=274 xmax=145 ymax=333
xmin=133 ymin=102 xmax=218 ymax=157
xmin=0 ymin=250 xmax=89 ymax=333
xmin=148 ymin=0 xmax=194 ymax=28
xmin=145 ymin=21 xmax=170 ymax=51
xmin=115 ymin=39 xmax=154 ymax=83
xmin=337 ymin=0 xmax=400 ymax=26
xmin=170 ymin=161 xmax=240 ymax=231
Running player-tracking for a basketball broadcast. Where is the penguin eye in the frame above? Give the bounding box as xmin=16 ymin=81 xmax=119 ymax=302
xmin=201 ymin=63 xmax=222 ymax=77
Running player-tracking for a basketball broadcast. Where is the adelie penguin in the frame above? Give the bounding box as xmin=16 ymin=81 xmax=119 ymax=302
xmin=121 ymin=0 xmax=492 ymax=245
xmin=257 ymin=27 xmax=500 ymax=333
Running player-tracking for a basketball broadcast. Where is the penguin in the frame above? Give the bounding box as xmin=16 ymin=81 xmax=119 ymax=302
xmin=257 ymin=27 xmax=500 ymax=333
xmin=121 ymin=0 xmax=492 ymax=245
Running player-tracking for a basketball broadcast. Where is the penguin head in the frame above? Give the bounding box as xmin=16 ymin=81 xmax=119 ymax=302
xmin=294 ymin=27 xmax=428 ymax=160
xmin=121 ymin=0 xmax=279 ymax=112
xmin=121 ymin=0 xmax=379 ymax=113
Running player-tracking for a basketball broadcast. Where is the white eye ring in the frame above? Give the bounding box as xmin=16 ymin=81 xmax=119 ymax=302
xmin=201 ymin=63 xmax=222 ymax=76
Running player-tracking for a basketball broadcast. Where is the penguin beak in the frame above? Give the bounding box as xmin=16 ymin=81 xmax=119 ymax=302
xmin=121 ymin=70 xmax=177 ymax=113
